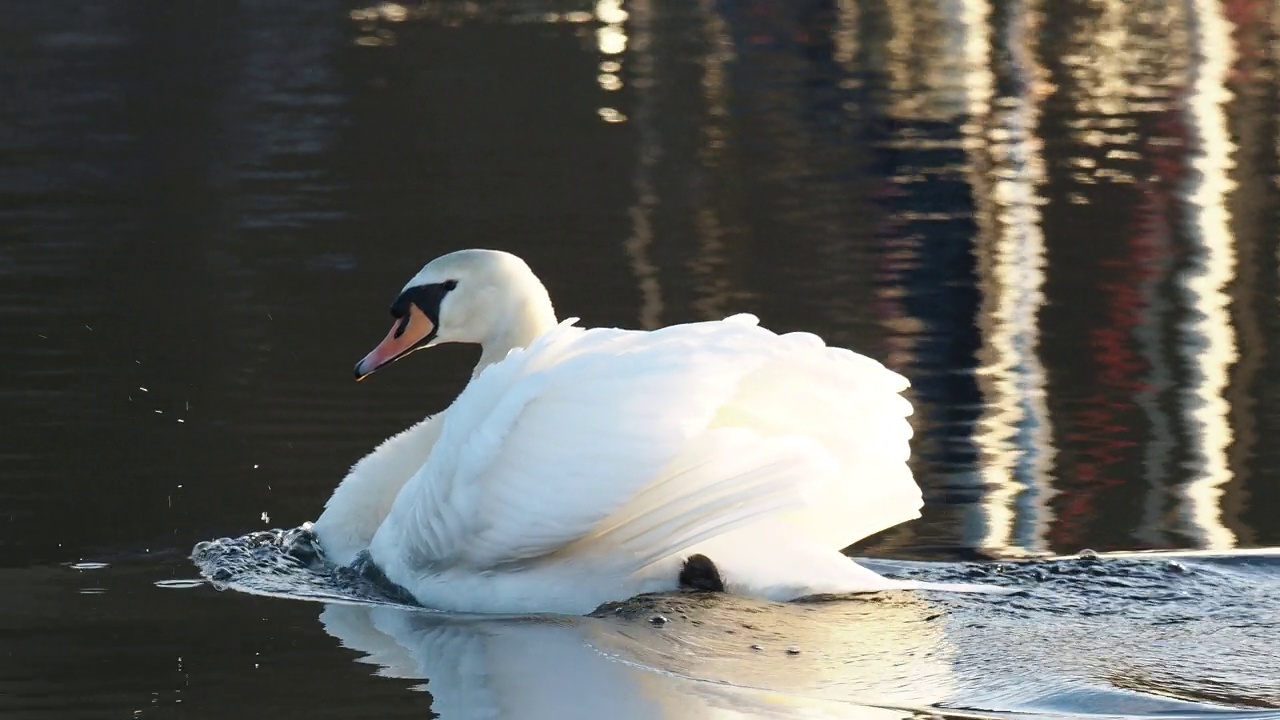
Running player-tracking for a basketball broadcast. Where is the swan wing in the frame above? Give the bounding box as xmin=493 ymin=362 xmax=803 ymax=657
xmin=367 ymin=318 xmax=805 ymax=570
xmin=368 ymin=315 xmax=918 ymax=576
xmin=314 ymin=414 xmax=445 ymax=566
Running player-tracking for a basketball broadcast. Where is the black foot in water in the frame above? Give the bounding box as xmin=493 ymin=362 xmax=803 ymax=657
xmin=679 ymin=553 xmax=725 ymax=593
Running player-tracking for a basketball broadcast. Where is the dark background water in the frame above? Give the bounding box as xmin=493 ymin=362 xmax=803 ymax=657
xmin=2 ymin=0 xmax=1279 ymax=717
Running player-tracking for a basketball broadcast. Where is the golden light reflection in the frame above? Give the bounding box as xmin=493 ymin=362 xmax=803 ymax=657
xmin=620 ymin=0 xmax=665 ymax=329
xmin=874 ymin=0 xmax=1063 ymax=556
xmin=688 ymin=0 xmax=750 ymax=322
xmin=1175 ymin=0 xmax=1239 ymax=550
xmin=832 ymin=0 xmax=859 ymax=72
xmin=345 ymin=2 xmax=633 ymax=44
xmin=595 ymin=0 xmax=630 ymax=120
xmin=1040 ymin=0 xmax=1246 ymax=552
xmin=598 ymin=107 xmax=628 ymax=123
xmin=597 ymin=25 xmax=628 ymax=55
xmin=946 ymin=0 xmax=1011 ymax=553
xmin=874 ymin=1 xmax=980 ymax=379
xmin=1059 ymin=0 xmax=1188 ymax=200
xmin=595 ymin=0 xmax=628 ymax=25
xmin=882 ymin=0 xmax=990 ymax=121
xmin=596 ymin=0 xmax=629 ymax=57
xmin=970 ymin=0 xmax=1056 ymax=556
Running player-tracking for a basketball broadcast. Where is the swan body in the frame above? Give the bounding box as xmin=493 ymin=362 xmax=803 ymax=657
xmin=313 ymin=249 xmax=962 ymax=615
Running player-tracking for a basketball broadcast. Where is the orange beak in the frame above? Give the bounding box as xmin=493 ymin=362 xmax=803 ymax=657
xmin=354 ymin=304 xmax=437 ymax=381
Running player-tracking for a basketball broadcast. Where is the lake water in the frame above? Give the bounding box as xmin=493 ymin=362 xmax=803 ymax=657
xmin=3 ymin=0 xmax=1279 ymax=717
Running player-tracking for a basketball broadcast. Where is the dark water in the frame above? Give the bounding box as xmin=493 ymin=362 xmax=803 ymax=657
xmin=3 ymin=0 xmax=1280 ymax=717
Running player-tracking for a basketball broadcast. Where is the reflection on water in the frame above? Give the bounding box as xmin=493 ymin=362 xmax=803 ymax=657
xmin=636 ymin=0 xmax=1280 ymax=560
xmin=972 ymin=0 xmax=1056 ymax=556
xmin=5 ymin=0 xmax=1280 ymax=717
xmin=191 ymin=535 xmax=1280 ymax=718
xmin=1176 ymin=0 xmax=1238 ymax=550
xmin=318 ymin=596 xmax=955 ymax=720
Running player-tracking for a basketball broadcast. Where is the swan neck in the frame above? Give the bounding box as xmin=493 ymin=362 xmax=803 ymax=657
xmin=473 ymin=288 xmax=556 ymax=378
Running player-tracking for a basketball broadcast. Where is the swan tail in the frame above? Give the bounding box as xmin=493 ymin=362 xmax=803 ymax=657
xmin=563 ymin=428 xmax=832 ymax=574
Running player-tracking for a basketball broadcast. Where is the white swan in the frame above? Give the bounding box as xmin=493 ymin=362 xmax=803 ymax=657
xmin=313 ymin=249 xmax=963 ymax=615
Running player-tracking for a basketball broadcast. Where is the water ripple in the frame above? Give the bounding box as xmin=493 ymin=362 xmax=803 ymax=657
xmin=192 ymin=527 xmax=1280 ymax=716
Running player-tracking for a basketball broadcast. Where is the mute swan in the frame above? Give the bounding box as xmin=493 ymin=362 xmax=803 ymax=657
xmin=313 ymin=249 xmax=967 ymax=615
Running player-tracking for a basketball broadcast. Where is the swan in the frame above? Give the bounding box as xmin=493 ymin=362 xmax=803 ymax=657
xmin=312 ymin=248 xmax=969 ymax=615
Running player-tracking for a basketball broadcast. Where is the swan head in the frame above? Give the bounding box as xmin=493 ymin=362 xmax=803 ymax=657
xmin=354 ymin=249 xmax=557 ymax=380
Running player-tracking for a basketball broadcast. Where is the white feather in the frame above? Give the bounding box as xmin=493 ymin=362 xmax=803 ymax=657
xmin=314 ymin=249 xmax=987 ymax=615
xmin=313 ymin=414 xmax=444 ymax=566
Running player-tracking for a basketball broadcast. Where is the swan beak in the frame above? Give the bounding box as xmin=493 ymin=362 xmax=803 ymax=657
xmin=354 ymin=304 xmax=436 ymax=381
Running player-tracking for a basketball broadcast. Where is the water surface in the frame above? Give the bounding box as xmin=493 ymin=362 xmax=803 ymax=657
xmin=3 ymin=0 xmax=1280 ymax=717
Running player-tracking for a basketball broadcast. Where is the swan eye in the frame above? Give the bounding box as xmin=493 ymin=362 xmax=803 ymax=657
xmin=389 ymin=280 xmax=459 ymax=329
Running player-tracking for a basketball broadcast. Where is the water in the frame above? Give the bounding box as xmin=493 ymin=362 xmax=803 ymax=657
xmin=2 ymin=0 xmax=1279 ymax=717
xmin=186 ymin=529 xmax=1280 ymax=716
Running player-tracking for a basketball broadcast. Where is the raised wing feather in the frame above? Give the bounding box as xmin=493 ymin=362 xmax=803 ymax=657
xmin=368 ymin=319 xmax=776 ymax=571
xmin=367 ymin=314 xmax=918 ymax=579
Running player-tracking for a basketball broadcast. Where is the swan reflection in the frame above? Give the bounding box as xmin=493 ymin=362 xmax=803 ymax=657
xmin=319 ymin=594 xmax=957 ymax=720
